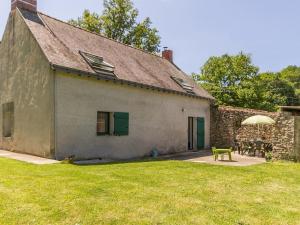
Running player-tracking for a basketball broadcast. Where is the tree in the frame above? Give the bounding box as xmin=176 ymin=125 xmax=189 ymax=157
xmin=280 ymin=66 xmax=300 ymax=105
xmin=69 ymin=0 xmax=161 ymax=53
xmin=69 ymin=10 xmax=102 ymax=33
xmin=193 ymin=53 xmax=298 ymax=111
xmin=280 ymin=65 xmax=300 ymax=89
xmin=245 ymin=73 xmax=297 ymax=111
xmin=193 ymin=52 xmax=259 ymax=107
xmin=128 ymin=17 xmax=160 ymax=53
xmin=101 ymin=0 xmax=138 ymax=43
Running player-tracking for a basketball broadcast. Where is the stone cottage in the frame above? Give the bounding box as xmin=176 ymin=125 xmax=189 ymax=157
xmin=0 ymin=0 xmax=214 ymax=160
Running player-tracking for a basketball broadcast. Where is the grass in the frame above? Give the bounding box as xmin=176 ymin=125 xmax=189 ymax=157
xmin=0 ymin=158 xmax=299 ymax=225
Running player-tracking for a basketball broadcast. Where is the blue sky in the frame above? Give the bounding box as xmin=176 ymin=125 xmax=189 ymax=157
xmin=1 ymin=0 xmax=300 ymax=74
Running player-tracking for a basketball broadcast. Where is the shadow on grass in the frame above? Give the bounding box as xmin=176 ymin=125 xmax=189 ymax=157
xmin=73 ymin=151 xmax=215 ymax=167
xmin=73 ymin=158 xmax=170 ymax=167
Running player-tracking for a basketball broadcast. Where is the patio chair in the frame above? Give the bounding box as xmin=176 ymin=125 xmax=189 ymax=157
xmin=254 ymin=140 xmax=264 ymax=157
xmin=263 ymin=143 xmax=273 ymax=153
xmin=241 ymin=142 xmax=248 ymax=155
xmin=242 ymin=141 xmax=255 ymax=156
xmin=233 ymin=140 xmax=241 ymax=154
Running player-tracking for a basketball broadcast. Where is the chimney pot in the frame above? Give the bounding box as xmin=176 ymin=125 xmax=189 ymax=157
xmin=11 ymin=0 xmax=37 ymax=12
xmin=162 ymin=48 xmax=173 ymax=63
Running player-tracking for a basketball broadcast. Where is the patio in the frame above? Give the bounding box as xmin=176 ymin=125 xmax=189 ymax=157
xmin=0 ymin=149 xmax=266 ymax=166
xmin=161 ymin=150 xmax=266 ymax=166
xmin=211 ymin=106 xmax=299 ymax=162
xmin=0 ymin=150 xmax=59 ymax=164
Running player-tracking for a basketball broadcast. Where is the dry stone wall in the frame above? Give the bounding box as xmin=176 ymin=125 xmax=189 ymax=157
xmin=210 ymin=106 xmax=299 ymax=161
xmin=294 ymin=117 xmax=300 ymax=160
xmin=210 ymin=106 xmax=276 ymax=148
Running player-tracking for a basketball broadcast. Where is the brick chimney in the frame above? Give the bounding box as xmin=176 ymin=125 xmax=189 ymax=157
xmin=162 ymin=47 xmax=173 ymax=63
xmin=11 ymin=0 xmax=37 ymax=12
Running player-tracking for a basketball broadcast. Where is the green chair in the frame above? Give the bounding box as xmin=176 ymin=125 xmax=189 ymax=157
xmin=212 ymin=147 xmax=233 ymax=161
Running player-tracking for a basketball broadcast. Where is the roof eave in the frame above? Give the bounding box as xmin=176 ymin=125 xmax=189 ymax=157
xmin=50 ymin=63 xmax=215 ymax=102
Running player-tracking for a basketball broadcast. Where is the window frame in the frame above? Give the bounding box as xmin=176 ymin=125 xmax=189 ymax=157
xmin=96 ymin=111 xmax=110 ymax=136
xmin=2 ymin=102 xmax=14 ymax=138
xmin=171 ymin=76 xmax=195 ymax=95
xmin=79 ymin=51 xmax=115 ymax=77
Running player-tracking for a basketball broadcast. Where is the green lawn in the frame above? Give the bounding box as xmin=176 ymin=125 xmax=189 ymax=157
xmin=0 ymin=158 xmax=299 ymax=225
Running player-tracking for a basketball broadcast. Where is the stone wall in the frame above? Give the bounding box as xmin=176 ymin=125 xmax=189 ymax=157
xmin=210 ymin=105 xmax=276 ymax=148
xmin=236 ymin=125 xmax=273 ymax=143
xmin=294 ymin=117 xmax=300 ymax=161
xmin=271 ymin=114 xmax=295 ymax=160
xmin=211 ymin=106 xmax=299 ymax=161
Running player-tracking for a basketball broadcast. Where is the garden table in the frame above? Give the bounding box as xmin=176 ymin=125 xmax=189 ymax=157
xmin=212 ymin=148 xmax=232 ymax=161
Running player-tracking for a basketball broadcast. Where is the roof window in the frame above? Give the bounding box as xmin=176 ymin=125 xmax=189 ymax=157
xmin=171 ymin=76 xmax=195 ymax=95
xmin=80 ymin=51 xmax=115 ymax=76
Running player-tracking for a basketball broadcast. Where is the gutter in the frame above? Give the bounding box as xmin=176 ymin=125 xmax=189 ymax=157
xmin=50 ymin=63 xmax=215 ymax=102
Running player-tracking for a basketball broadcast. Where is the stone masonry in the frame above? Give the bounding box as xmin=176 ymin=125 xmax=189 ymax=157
xmin=271 ymin=114 xmax=294 ymax=159
xmin=211 ymin=105 xmax=299 ymax=161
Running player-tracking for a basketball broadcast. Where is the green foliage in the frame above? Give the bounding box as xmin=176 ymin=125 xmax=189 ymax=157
xmin=259 ymin=73 xmax=297 ymax=107
xmin=280 ymin=65 xmax=300 ymax=105
xmin=69 ymin=0 xmax=161 ymax=53
xmin=193 ymin=53 xmax=260 ymax=108
xmin=69 ymin=10 xmax=102 ymax=33
xmin=193 ymin=53 xmax=299 ymax=111
xmin=129 ymin=17 xmax=161 ymax=53
xmin=243 ymin=73 xmax=297 ymax=111
xmin=101 ymin=0 xmax=138 ymax=43
xmin=281 ymin=65 xmax=300 ymax=89
xmin=265 ymin=152 xmax=273 ymax=162
xmin=199 ymin=53 xmax=259 ymax=86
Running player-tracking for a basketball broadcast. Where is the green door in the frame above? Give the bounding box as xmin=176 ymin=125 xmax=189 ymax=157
xmin=197 ymin=117 xmax=205 ymax=150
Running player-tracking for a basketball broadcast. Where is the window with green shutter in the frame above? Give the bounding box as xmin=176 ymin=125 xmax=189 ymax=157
xmin=114 ymin=112 xmax=129 ymax=136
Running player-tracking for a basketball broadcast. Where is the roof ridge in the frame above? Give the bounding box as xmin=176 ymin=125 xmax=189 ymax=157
xmin=37 ymin=11 xmax=165 ymax=61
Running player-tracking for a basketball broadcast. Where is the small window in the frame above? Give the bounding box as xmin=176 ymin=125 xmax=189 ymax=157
xmin=171 ymin=76 xmax=195 ymax=95
xmin=97 ymin=112 xmax=110 ymax=135
xmin=3 ymin=102 xmax=14 ymax=138
xmin=80 ymin=51 xmax=115 ymax=77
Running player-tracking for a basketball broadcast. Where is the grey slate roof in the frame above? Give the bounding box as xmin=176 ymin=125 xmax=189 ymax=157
xmin=20 ymin=9 xmax=214 ymax=100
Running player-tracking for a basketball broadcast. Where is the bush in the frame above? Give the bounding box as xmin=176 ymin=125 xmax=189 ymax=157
xmin=265 ymin=152 xmax=273 ymax=162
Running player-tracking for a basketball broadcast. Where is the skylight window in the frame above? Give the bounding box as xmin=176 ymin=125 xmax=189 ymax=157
xmin=171 ymin=76 xmax=195 ymax=95
xmin=80 ymin=51 xmax=115 ymax=77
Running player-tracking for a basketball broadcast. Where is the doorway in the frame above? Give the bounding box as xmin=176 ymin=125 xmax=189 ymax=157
xmin=197 ymin=117 xmax=205 ymax=150
xmin=188 ymin=117 xmax=193 ymax=150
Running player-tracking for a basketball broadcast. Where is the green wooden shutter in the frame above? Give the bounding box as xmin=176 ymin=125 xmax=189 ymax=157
xmin=197 ymin=117 xmax=205 ymax=150
xmin=114 ymin=112 xmax=129 ymax=136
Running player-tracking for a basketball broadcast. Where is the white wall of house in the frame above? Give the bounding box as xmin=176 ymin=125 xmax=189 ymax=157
xmin=54 ymin=72 xmax=211 ymax=160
